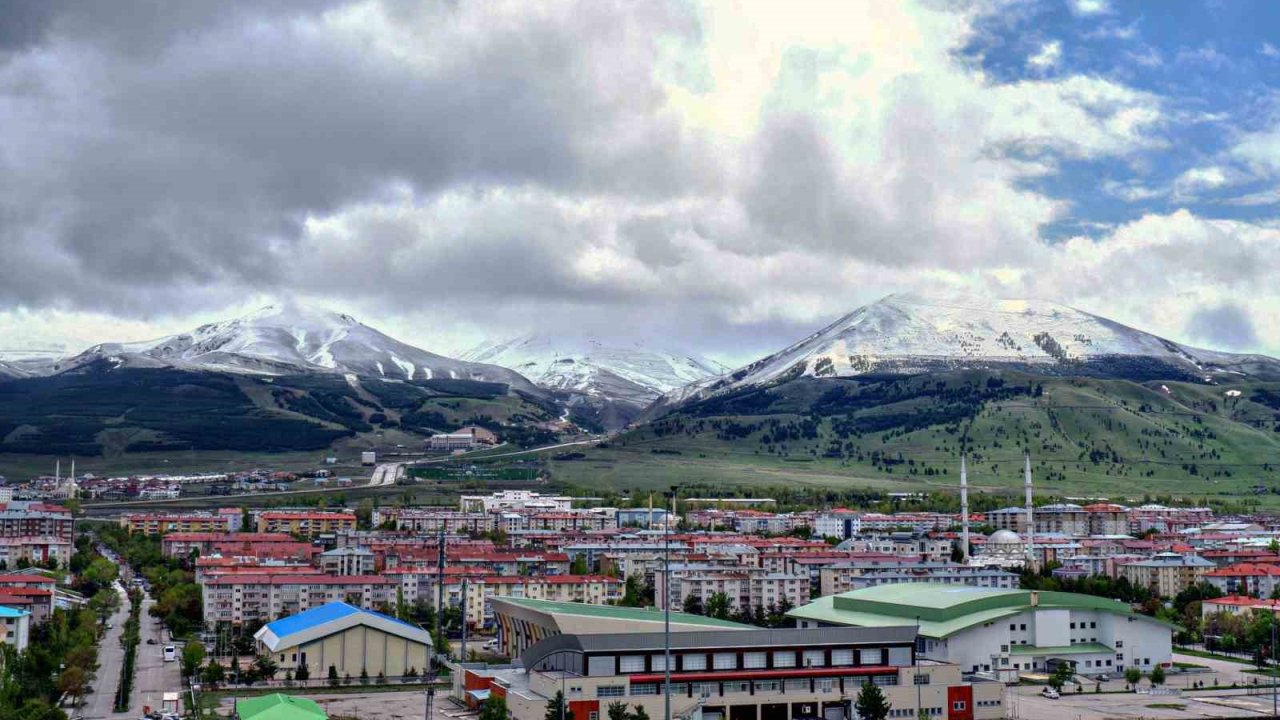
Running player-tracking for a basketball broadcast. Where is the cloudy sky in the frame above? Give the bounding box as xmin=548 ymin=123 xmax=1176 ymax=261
xmin=2 ymin=0 xmax=1279 ymax=366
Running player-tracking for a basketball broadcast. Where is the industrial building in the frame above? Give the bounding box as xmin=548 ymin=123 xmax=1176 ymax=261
xmin=461 ymin=624 xmax=1002 ymax=720
xmin=254 ymin=602 xmax=432 ymax=679
xmin=788 ymin=584 xmax=1172 ymax=679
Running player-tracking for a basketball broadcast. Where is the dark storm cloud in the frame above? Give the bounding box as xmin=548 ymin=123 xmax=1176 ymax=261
xmin=0 ymin=0 xmax=706 ymax=316
xmin=1185 ymin=303 xmax=1260 ymax=350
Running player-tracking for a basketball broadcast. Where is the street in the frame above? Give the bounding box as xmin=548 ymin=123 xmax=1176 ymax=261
xmin=80 ymin=584 xmax=183 ymax=720
xmin=82 ymin=581 xmax=130 ymax=720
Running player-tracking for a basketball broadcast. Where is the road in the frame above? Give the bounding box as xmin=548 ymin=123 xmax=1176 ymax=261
xmin=83 ymin=436 xmax=606 ymax=515
xmin=81 ymin=585 xmax=183 ymax=720
xmin=82 ymin=581 xmax=130 ymax=720
xmin=131 ymin=593 xmax=182 ymax=718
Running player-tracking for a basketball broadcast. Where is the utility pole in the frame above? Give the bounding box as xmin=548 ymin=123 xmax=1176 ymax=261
xmin=665 ymin=486 xmax=676 ymax=720
xmin=434 ymin=526 xmax=445 ymax=675
xmin=1272 ymin=614 xmax=1277 ymax=720
xmin=460 ymin=577 xmax=468 ymax=662
xmin=915 ymin=616 xmax=923 ymax=719
xmin=425 ymin=687 xmax=435 ymax=720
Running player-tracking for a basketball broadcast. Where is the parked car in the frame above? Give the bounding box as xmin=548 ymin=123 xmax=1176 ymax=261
xmin=146 ymin=638 xmax=157 ymax=645
xmin=1040 ymin=688 xmax=1060 ymax=699
xmin=1095 ymin=673 xmax=1110 ymax=682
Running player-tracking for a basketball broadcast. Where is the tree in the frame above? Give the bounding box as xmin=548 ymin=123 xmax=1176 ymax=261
xmin=201 ymin=662 xmax=226 ymax=688
xmin=854 ymin=681 xmax=891 ymax=720
xmin=57 ymin=666 xmax=89 ymax=703
xmin=1123 ymin=666 xmax=1142 ymax=688
xmin=181 ymin=643 xmax=206 ymax=679
xmin=1150 ymin=665 xmax=1165 ymax=686
xmin=479 ymin=694 xmax=509 ymax=720
xmin=570 ymin=555 xmax=590 ymax=575
xmin=328 ymin=665 xmax=339 ymax=687
xmin=706 ymin=591 xmax=731 ymax=620
xmin=608 ymin=701 xmax=630 ymax=720
xmin=254 ymin=655 xmax=279 ymax=680
xmin=630 ymin=706 xmax=649 ymax=720
xmin=1048 ymin=663 xmax=1074 ymax=691
xmin=545 ymin=690 xmax=574 ymax=720
xmin=295 ymin=663 xmax=310 ymax=681
xmin=682 ymin=594 xmax=703 ymax=616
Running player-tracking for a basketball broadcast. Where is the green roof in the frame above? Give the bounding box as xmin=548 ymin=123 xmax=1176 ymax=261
xmin=1009 ymin=643 xmax=1114 ymax=656
xmin=237 ymin=694 xmax=327 ymax=720
xmin=788 ymin=583 xmax=1162 ymax=639
xmin=494 ymin=597 xmax=751 ymax=629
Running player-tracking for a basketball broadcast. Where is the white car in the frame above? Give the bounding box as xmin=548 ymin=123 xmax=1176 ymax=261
xmin=1040 ymin=688 xmax=1060 ymax=699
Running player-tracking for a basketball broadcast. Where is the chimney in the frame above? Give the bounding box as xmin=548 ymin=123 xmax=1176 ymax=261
xmin=960 ymin=455 xmax=970 ymax=563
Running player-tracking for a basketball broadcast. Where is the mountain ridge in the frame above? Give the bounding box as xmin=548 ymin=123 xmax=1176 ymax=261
xmin=28 ymin=304 xmax=539 ymax=392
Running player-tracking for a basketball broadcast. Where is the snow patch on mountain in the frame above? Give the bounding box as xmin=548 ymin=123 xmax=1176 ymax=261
xmin=661 ymin=293 xmax=1280 ymax=405
xmin=41 ymin=304 xmax=538 ymax=390
xmin=462 ymin=334 xmax=729 ymax=406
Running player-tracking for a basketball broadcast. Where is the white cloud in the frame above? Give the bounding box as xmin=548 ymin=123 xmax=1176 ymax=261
xmin=1027 ymin=40 xmax=1063 ymax=71
xmin=1069 ymin=0 xmax=1112 ymax=16
xmin=1262 ymin=42 xmax=1280 ymax=58
xmin=1102 ymin=179 xmax=1166 ymax=203
xmin=1172 ymin=165 xmax=1233 ymax=197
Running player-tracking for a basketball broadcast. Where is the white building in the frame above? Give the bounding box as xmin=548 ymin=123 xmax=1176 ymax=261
xmin=791 ymin=584 xmax=1172 ymax=679
xmin=459 ymin=490 xmax=571 ymax=513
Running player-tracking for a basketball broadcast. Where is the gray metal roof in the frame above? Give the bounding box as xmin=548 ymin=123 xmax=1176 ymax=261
xmin=520 ymin=625 xmax=916 ymax=669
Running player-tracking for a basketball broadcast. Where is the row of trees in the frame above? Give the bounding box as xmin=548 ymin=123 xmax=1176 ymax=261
xmin=681 ymin=593 xmax=795 ymax=628
xmin=0 ymin=604 xmax=103 ymax=720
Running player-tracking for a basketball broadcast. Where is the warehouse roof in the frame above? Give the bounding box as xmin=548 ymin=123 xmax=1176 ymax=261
xmin=493 ymin=597 xmax=751 ymax=629
xmin=521 ymin=626 xmax=917 ymax=669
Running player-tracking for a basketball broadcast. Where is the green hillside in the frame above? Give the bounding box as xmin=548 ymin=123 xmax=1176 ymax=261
xmin=539 ymin=371 xmax=1280 ymax=505
xmin=0 ymin=362 xmax=562 ymax=464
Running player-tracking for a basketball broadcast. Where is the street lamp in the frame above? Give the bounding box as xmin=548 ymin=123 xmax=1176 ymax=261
xmin=425 ymin=686 xmax=435 ymax=720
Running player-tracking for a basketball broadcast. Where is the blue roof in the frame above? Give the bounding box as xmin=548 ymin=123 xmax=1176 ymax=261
xmin=264 ymin=602 xmax=424 ymax=641
xmin=0 ymin=606 xmax=27 ymax=618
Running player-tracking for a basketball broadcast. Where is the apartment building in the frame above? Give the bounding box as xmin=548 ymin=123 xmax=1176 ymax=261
xmin=122 ymin=511 xmax=231 ymax=536
xmin=655 ymin=568 xmax=809 ymax=614
xmin=161 ymin=532 xmax=299 ymax=558
xmin=1118 ymin=553 xmax=1215 ymax=598
xmin=1204 ymin=563 xmax=1280 ymax=599
xmin=0 ymin=502 xmax=73 ymax=542
xmin=202 ymin=572 xmax=396 ymax=627
xmin=819 ymin=563 xmax=1019 ymax=596
xmin=256 ymin=511 xmax=357 ymax=537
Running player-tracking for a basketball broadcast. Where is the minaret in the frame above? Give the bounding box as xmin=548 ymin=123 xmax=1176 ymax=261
xmin=1024 ymin=454 xmax=1035 ymax=568
xmin=960 ymin=455 xmax=970 ymax=563
xmin=68 ymin=458 xmax=77 ymax=498
xmin=55 ymin=459 xmax=60 ymax=484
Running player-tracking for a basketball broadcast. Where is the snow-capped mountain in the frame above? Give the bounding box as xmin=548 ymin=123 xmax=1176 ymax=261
xmin=660 ymin=293 xmax=1280 ymax=405
xmin=45 ymin=304 xmax=538 ymax=389
xmin=461 ymin=334 xmax=727 ymax=424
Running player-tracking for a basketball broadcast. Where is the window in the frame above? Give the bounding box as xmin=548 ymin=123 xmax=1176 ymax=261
xmin=695 ymin=683 xmax=717 ymax=698
xmin=785 ymin=679 xmax=810 ymax=693
xmin=803 ymin=650 xmax=826 ymax=667
xmin=1070 ymin=622 xmax=1076 ymax=629
xmin=913 ymin=673 xmax=931 ymax=685
xmin=773 ymin=651 xmax=796 ymax=668
xmin=723 ymin=681 xmax=749 ymax=694
xmin=743 ymin=652 xmax=767 ymax=669
xmin=1010 ymin=624 xmax=1016 ymax=631
xmin=1115 ymin=641 xmax=1123 ymax=648
xmin=1020 ymin=624 xmax=1027 ymax=631
xmin=1091 ymin=621 xmax=1097 ymax=629
xmin=888 ymin=647 xmax=912 ymax=666
xmin=872 ymin=675 xmax=898 ymax=687
xmin=952 ymin=702 xmax=966 ymax=712
xmin=597 ymin=686 xmax=625 ymax=698
xmin=683 ymin=654 xmax=707 ymax=671
xmin=651 ymin=655 xmax=668 ymax=672
xmin=631 ymin=685 xmax=658 ymax=696
xmin=831 ymin=649 xmax=854 ymax=666
xmin=755 ymin=680 xmax=780 ymax=693
xmin=590 ymin=713 xmax=598 ymax=720
xmin=713 ymin=653 xmax=736 ymax=670
xmin=619 ymin=656 xmax=645 ymax=673
xmin=859 ymin=649 xmax=881 ymax=665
